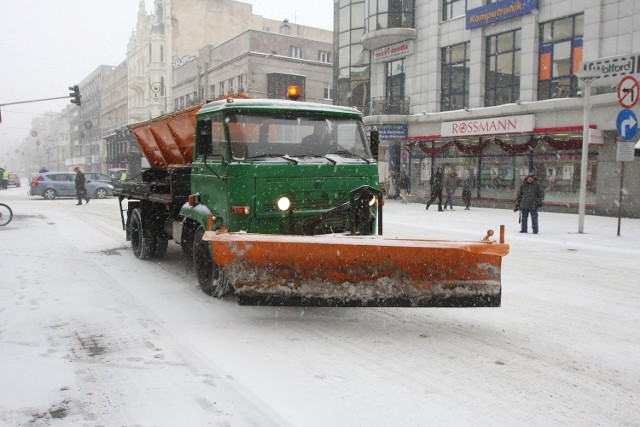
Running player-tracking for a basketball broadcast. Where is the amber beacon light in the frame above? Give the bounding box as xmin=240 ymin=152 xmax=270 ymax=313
xmin=287 ymin=85 xmax=301 ymax=100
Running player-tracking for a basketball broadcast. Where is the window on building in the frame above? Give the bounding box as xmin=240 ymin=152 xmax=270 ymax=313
xmin=319 ymin=51 xmax=331 ymax=63
xmin=441 ymin=42 xmax=469 ymax=111
xmin=238 ymin=74 xmax=246 ymax=92
xmin=443 ymin=0 xmax=467 ymax=21
xmin=324 ymin=85 xmax=333 ymax=100
xmin=538 ymin=14 xmax=584 ymax=100
xmin=186 ymin=93 xmax=192 ymax=105
xmin=219 ymin=82 xmax=225 ymax=96
xmin=337 ymin=0 xmax=370 ymax=114
xmin=291 ymin=46 xmax=302 ymax=59
xmin=485 ymin=29 xmax=521 ymax=107
xmin=228 ymin=78 xmax=235 ymax=94
xmin=385 ymin=59 xmax=405 ymax=114
xmin=367 ymin=0 xmax=415 ymax=31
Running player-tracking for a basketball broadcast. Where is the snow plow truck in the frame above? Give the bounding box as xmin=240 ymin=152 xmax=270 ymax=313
xmin=115 ymin=89 xmax=509 ymax=307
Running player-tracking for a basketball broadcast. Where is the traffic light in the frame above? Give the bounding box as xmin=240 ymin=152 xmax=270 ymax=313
xmin=69 ymin=85 xmax=81 ymax=106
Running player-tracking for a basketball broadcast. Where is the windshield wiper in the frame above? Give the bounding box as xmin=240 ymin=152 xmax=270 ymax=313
xmin=326 ymin=150 xmax=371 ymax=164
xmin=245 ymin=154 xmax=298 ymax=164
xmin=295 ymin=154 xmax=337 ymax=164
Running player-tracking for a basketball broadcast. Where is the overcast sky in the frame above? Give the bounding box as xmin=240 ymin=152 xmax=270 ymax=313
xmin=0 ymin=0 xmax=333 ymax=153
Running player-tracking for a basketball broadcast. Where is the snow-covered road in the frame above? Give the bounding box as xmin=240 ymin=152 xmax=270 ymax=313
xmin=1 ymin=185 xmax=639 ymax=426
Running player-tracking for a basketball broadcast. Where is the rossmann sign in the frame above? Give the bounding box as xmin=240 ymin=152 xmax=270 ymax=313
xmin=441 ymin=115 xmax=535 ymax=137
xmin=466 ymin=0 xmax=538 ymax=30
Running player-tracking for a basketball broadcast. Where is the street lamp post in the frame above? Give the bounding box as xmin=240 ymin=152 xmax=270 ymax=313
xmin=576 ymin=70 xmax=602 ymax=234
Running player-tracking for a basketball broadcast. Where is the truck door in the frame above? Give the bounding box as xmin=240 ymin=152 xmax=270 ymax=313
xmin=192 ymin=115 xmax=228 ymax=221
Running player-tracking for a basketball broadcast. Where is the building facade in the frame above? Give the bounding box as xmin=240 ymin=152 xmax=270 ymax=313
xmin=71 ymin=65 xmax=113 ymax=173
xmin=336 ymin=0 xmax=640 ymax=217
xmin=172 ymin=27 xmax=333 ymax=107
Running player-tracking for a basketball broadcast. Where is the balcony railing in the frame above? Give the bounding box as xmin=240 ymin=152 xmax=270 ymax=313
xmin=371 ymin=97 xmax=410 ymax=115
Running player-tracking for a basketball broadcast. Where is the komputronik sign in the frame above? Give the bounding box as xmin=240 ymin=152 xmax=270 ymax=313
xmin=466 ymin=0 xmax=538 ymax=30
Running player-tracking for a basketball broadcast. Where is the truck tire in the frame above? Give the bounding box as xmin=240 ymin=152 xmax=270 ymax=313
xmin=153 ymin=238 xmax=168 ymax=259
xmin=130 ymin=208 xmax=156 ymax=260
xmin=193 ymin=226 xmax=231 ymax=298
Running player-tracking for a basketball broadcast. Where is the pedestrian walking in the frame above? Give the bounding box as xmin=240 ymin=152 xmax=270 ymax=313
xmin=74 ymin=167 xmax=90 ymax=205
xmin=443 ymin=171 xmax=458 ymax=210
xmin=425 ymin=167 xmax=444 ymax=211
xmin=514 ymin=174 xmax=544 ymax=234
xmin=461 ymin=169 xmax=472 ymax=210
xmin=386 ymin=172 xmax=398 ymax=200
xmin=399 ymin=172 xmax=410 ymax=204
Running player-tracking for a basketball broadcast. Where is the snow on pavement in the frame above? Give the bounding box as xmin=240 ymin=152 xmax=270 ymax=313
xmin=1 ymin=186 xmax=639 ymax=426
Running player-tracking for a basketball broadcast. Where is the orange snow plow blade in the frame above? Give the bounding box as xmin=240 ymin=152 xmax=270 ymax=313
xmin=203 ymin=228 xmax=509 ymax=307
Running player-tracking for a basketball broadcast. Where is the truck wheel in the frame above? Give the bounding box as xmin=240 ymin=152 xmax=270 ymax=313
xmin=130 ymin=208 xmax=155 ymax=260
xmin=152 ymin=238 xmax=168 ymax=259
xmin=193 ymin=226 xmax=231 ymax=298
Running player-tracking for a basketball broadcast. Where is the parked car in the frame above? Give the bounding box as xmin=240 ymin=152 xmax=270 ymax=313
xmin=28 ymin=171 xmax=114 ymax=200
xmin=7 ymin=173 xmax=21 ymax=187
xmin=86 ymin=172 xmax=115 ymax=185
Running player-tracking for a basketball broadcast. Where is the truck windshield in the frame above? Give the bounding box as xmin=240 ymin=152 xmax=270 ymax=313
xmin=225 ymin=114 xmax=372 ymax=161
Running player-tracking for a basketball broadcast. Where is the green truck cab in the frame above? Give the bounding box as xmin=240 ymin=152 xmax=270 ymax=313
xmin=181 ymin=98 xmax=379 ymax=236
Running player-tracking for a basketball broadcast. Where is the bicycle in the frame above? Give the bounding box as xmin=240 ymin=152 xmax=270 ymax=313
xmin=0 ymin=203 xmax=13 ymax=226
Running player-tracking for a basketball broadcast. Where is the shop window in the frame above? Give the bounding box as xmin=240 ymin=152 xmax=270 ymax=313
xmin=441 ymin=42 xmax=469 ymax=111
xmin=486 ymin=30 xmax=521 ymax=107
xmin=410 ymin=135 xmax=598 ymax=205
xmin=538 ymin=14 xmax=583 ymax=100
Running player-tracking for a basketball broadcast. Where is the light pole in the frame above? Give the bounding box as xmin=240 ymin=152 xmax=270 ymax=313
xmin=576 ymin=69 xmax=602 ymax=234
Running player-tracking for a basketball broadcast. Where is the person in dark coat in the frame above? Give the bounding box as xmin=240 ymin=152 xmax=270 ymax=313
xmin=442 ymin=171 xmax=458 ymax=210
xmin=515 ymin=174 xmax=544 ymax=234
xmin=461 ymin=169 xmax=472 ymax=210
xmin=399 ymin=172 xmax=410 ymax=204
xmin=425 ymin=167 xmax=444 ymax=211
xmin=74 ymin=167 xmax=90 ymax=205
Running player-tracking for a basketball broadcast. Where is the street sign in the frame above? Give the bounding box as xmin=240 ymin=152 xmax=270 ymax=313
xmin=581 ymin=53 xmax=640 ymax=87
xmin=616 ymin=109 xmax=638 ymax=141
xmin=617 ymin=75 xmax=639 ymax=109
xmin=616 ymin=140 xmax=635 ymax=162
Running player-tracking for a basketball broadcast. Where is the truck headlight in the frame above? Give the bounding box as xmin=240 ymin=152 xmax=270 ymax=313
xmin=369 ymin=195 xmax=377 ymax=206
xmin=277 ymin=196 xmax=291 ymax=211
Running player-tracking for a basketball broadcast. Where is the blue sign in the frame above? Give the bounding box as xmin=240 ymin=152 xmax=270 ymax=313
xmin=616 ymin=109 xmax=639 ymax=141
xmin=466 ymin=0 xmax=538 ymax=30
xmin=379 ymin=124 xmax=408 ymax=140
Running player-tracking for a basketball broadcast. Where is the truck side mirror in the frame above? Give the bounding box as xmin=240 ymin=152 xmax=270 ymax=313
xmin=370 ymin=130 xmax=379 ymax=161
xmin=196 ymin=119 xmax=213 ymax=156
